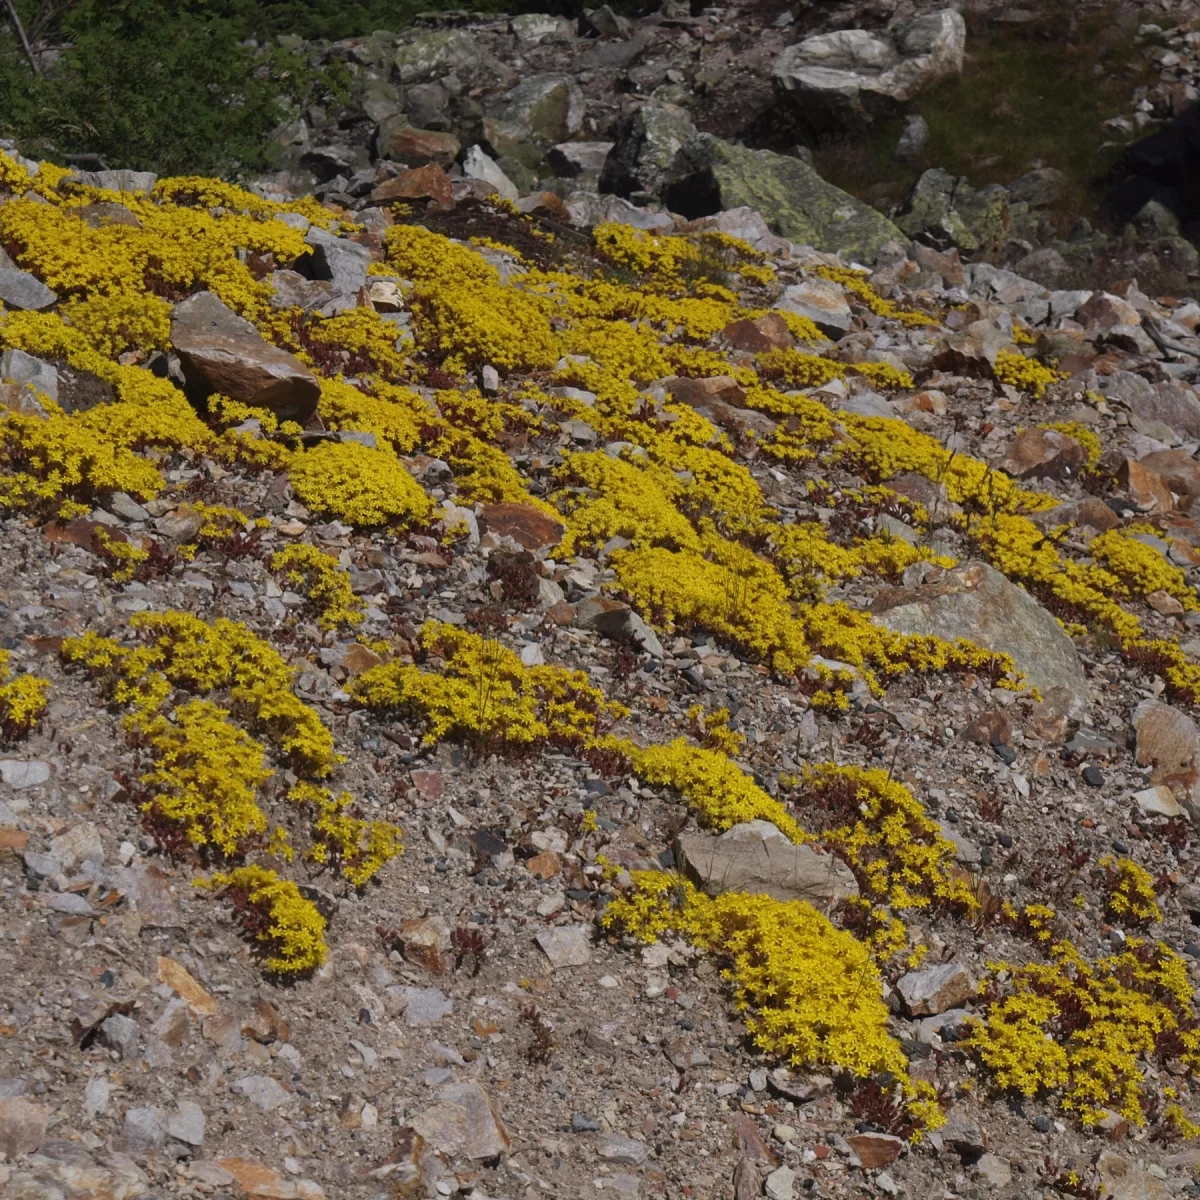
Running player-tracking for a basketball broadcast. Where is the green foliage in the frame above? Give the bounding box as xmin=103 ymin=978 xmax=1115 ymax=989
xmin=0 ymin=0 xmax=501 ymax=175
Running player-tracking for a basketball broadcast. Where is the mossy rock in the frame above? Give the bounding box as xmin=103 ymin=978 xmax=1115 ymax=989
xmin=661 ymin=134 xmax=905 ymax=261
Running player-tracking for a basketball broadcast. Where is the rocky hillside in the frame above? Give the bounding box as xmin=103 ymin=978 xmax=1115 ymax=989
xmin=6 ymin=23 xmax=1200 ymax=1199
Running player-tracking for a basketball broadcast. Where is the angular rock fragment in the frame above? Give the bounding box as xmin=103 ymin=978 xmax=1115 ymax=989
xmin=409 ymin=1081 xmax=510 ymax=1160
xmin=895 ymin=962 xmax=974 ymax=1016
xmin=171 ymin=291 xmax=320 ymax=421
xmin=871 ymin=560 xmax=1089 ymax=718
xmin=675 ymin=822 xmax=858 ymax=905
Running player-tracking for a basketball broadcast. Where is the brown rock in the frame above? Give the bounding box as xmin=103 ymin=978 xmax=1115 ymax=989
xmin=340 ymin=643 xmax=384 ymax=675
xmin=1119 ymin=459 xmax=1174 ymax=513
xmin=675 ymin=822 xmax=859 ymax=905
xmin=516 ymin=191 xmax=573 ymax=222
xmin=370 ymin=164 xmax=454 ymax=206
xmin=665 ymin=375 xmax=748 ymax=407
xmin=171 ymin=291 xmax=319 ymax=422
xmin=157 ymin=955 xmax=218 ymax=1017
xmin=241 ymin=998 xmax=290 ymax=1044
xmin=376 ymin=118 xmax=461 ymax=167
xmin=1147 ymin=588 xmax=1184 ymax=615
xmin=998 ymin=427 xmax=1086 ymax=480
xmin=1135 ymin=702 xmax=1200 ymax=821
xmin=397 ymin=914 xmax=451 ymax=973
xmin=0 ymin=380 xmax=50 ymax=417
xmin=1096 ymin=1149 xmax=1171 ymax=1200
xmin=847 ymin=1132 xmax=904 ymax=1167
xmin=411 ymin=769 xmax=443 ymax=800
xmin=1139 ymin=449 xmax=1200 ymax=498
xmin=895 ymin=962 xmax=974 ymax=1016
xmin=1032 ymin=497 xmax=1120 ymax=535
xmin=409 ymin=1082 xmax=510 ymax=1160
xmin=479 ymin=502 xmax=566 ymax=552
xmin=218 ymin=1157 xmax=298 ymax=1199
xmin=961 ymin=708 xmax=1011 ymax=748
xmin=0 ymin=1096 xmax=49 ymax=1158
xmin=527 ymin=848 xmax=560 ymax=880
xmin=722 ymin=313 xmax=794 ymax=352
xmin=78 ymin=201 xmax=141 ymax=229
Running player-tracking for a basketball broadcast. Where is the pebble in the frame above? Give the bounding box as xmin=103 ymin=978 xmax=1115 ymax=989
xmin=597 ymin=1133 xmax=649 ymax=1164
xmin=168 ymin=1099 xmax=207 ymax=1146
xmin=536 ymin=925 xmax=592 ymax=969
xmin=765 ymin=1164 xmax=796 ymax=1199
xmin=232 ymin=1074 xmax=291 ymax=1111
xmin=1083 ymin=765 xmax=1105 ymax=787
xmin=572 ymin=1112 xmax=603 ymax=1132
xmin=0 ymin=760 xmax=51 ymax=789
xmin=403 ymin=986 xmax=454 ymax=1027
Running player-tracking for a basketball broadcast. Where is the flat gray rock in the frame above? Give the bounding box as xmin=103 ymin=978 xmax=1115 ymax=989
xmin=536 ymin=925 xmax=592 ymax=969
xmin=402 ymin=985 xmax=454 ymax=1026
xmin=675 ymin=822 xmax=858 ymax=905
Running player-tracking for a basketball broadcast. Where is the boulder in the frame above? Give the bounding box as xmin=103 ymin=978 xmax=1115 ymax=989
xmin=478 ymin=503 xmax=565 ymax=552
xmin=369 ymin=164 xmax=454 ymax=206
xmin=1095 ymin=1150 xmax=1171 ymax=1200
xmin=1 ymin=349 xmax=58 ymax=402
xmin=300 ymin=226 xmax=370 ymax=313
xmin=895 ymin=168 xmax=1011 ymax=254
xmin=574 ymin=597 xmax=664 ymax=658
xmin=484 ymin=74 xmax=585 ymax=167
xmin=547 ymin=141 xmax=614 ymax=177
xmin=394 ymin=29 xmax=477 ymax=84
xmin=171 ymin=291 xmax=320 ymax=422
xmin=66 ymin=168 xmax=157 ymax=193
xmin=777 ymin=278 xmax=853 ymax=338
xmin=409 ymin=1082 xmax=510 ymax=1160
xmin=1134 ymin=701 xmax=1200 ymax=823
xmin=661 ymin=134 xmax=904 ymax=260
xmin=772 ymin=10 xmax=966 ymax=131
xmin=998 ymin=428 xmax=1087 ymax=480
xmin=675 ymin=820 xmax=859 ymax=904
xmin=462 ymin=145 xmax=519 ymax=201
xmin=895 ymin=962 xmax=974 ymax=1016
xmin=376 ymin=118 xmax=461 ymax=167
xmin=871 ymin=560 xmax=1089 ymax=717
xmin=0 ymin=267 xmax=56 ymax=311
xmin=599 ymin=101 xmax=698 ymax=200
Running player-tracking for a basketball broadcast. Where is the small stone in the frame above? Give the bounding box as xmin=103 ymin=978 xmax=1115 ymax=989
xmin=402 ymin=985 xmax=454 ymax=1027
xmin=217 ymin=1158 xmax=296 ymax=1199
xmin=895 ymin=962 xmax=974 ymax=1016
xmin=169 ymin=1099 xmax=207 ymax=1146
xmin=536 ymin=925 xmax=592 ymax=969
xmin=572 ymin=1112 xmax=603 ymax=1132
xmin=0 ymin=1095 xmax=49 ymax=1157
xmin=1096 ymin=1149 xmax=1171 ymax=1200
xmin=123 ymin=1105 xmax=167 ymax=1152
xmin=772 ymin=1124 xmax=798 ymax=1144
xmin=1148 ymin=589 xmax=1185 ymax=616
xmin=1083 ymin=765 xmax=1105 ymax=787
xmin=847 ymin=1132 xmax=904 ymax=1167
xmin=157 ymin=955 xmax=218 ymax=1016
xmin=108 ymin=492 xmax=151 ymax=522
xmin=99 ymin=1012 xmax=140 ymax=1060
xmin=976 ymin=1153 xmax=1011 ymax=1188
xmin=764 ymin=1165 xmax=796 ymax=1200
xmin=748 ymin=1067 xmax=768 ymax=1092
xmin=1133 ymin=784 xmax=1181 ymax=818
xmin=664 ymin=1041 xmax=710 ymax=1070
xmin=941 ymin=1105 xmax=985 ymax=1155
xmin=0 ymin=760 xmax=51 ymax=789
xmin=84 ymin=1076 xmax=111 ymax=1119
xmin=410 ymin=1081 xmax=510 ymax=1159
xmin=597 ymin=1133 xmax=648 ymax=1164
xmin=232 ymin=1074 xmax=291 ymax=1112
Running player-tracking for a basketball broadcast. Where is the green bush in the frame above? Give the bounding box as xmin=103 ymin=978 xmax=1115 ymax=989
xmin=0 ymin=0 xmax=514 ymax=176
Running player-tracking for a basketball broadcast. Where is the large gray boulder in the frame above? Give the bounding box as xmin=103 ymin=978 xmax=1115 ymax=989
xmin=894 ymin=168 xmax=1011 ymax=254
xmin=0 ymin=267 xmax=56 ymax=311
xmin=871 ymin=560 xmax=1089 ymax=718
xmin=599 ymin=101 xmax=697 ymax=200
xmin=170 ymin=291 xmax=320 ymax=422
xmin=661 ymin=134 xmax=904 ymax=260
xmin=394 ymin=30 xmax=477 ymax=84
xmin=483 ymin=75 xmax=585 ymax=168
xmin=773 ymin=10 xmax=966 ymax=130
xmin=300 ymin=226 xmax=370 ymax=315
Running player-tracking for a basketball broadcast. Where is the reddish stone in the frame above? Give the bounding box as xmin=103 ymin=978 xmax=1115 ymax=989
xmin=376 ymin=119 xmax=461 ymax=167
xmin=721 ymin=313 xmax=794 ymax=353
xmin=526 ymin=849 xmax=560 ymax=880
xmin=847 ymin=1132 xmax=903 ymax=1167
xmin=1140 ymin=449 xmax=1200 ymax=498
xmin=370 ymin=164 xmax=453 ymax=206
xmin=340 ymin=644 xmax=384 ymax=676
xmin=411 ymin=770 xmax=443 ymax=801
xmin=998 ymin=427 xmax=1086 ymax=480
xmin=479 ymin=503 xmax=566 ymax=553
xmin=516 ymin=191 xmax=573 ymax=223
xmin=1119 ymin=458 xmax=1174 ymax=513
